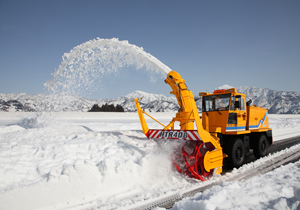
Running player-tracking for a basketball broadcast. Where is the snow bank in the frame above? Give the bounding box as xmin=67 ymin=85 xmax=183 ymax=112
xmin=269 ymin=114 xmax=300 ymax=141
xmin=0 ymin=113 xmax=299 ymax=209
xmin=167 ymin=158 xmax=300 ymax=210
xmin=0 ymin=113 xmax=188 ymax=210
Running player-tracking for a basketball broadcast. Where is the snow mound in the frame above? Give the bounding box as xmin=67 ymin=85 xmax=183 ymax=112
xmin=0 ymin=113 xmax=190 ymax=210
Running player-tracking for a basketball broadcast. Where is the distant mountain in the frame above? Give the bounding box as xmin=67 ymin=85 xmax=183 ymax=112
xmin=0 ymin=93 xmax=93 ymax=112
xmin=103 ymin=90 xmax=178 ymax=112
xmin=0 ymin=99 xmax=35 ymax=112
xmin=1 ymin=87 xmax=300 ymax=114
xmin=0 ymin=91 xmax=178 ymax=112
xmin=216 ymin=84 xmax=234 ymax=90
xmin=236 ymin=86 xmax=300 ymax=114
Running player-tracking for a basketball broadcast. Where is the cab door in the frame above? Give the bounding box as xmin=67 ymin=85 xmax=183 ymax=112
xmin=236 ymin=95 xmax=247 ymax=130
xmin=227 ymin=95 xmax=246 ymax=132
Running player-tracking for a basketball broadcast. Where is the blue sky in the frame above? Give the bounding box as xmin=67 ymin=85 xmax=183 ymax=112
xmin=0 ymin=0 xmax=299 ymax=99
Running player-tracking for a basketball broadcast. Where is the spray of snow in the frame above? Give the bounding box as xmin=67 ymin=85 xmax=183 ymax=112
xmin=44 ymin=38 xmax=172 ymax=96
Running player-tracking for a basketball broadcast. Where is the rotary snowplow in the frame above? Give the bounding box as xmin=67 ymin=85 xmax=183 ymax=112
xmin=135 ymin=70 xmax=272 ymax=181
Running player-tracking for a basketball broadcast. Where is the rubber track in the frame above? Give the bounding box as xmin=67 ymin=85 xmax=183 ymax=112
xmin=129 ymin=139 xmax=300 ymax=210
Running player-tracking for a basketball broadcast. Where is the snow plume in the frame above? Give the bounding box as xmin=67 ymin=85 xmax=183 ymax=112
xmin=45 ymin=38 xmax=172 ymax=97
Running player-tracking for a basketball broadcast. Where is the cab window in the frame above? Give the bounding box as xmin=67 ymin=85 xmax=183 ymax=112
xmin=240 ymin=97 xmax=245 ymax=111
xmin=230 ymin=96 xmax=245 ymax=111
xmin=230 ymin=96 xmax=236 ymax=110
xmin=202 ymin=94 xmax=231 ymax=112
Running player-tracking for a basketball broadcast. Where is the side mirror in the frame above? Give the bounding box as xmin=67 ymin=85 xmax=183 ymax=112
xmin=247 ymin=99 xmax=252 ymax=106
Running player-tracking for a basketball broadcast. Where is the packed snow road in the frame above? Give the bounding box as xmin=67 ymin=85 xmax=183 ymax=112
xmin=132 ymin=142 xmax=300 ymax=210
xmin=0 ymin=112 xmax=300 ymax=210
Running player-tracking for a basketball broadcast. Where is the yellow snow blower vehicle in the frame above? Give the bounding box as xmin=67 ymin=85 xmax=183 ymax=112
xmin=135 ymin=71 xmax=272 ymax=181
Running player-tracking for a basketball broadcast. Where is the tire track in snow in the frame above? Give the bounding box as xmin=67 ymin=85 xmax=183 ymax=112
xmin=127 ymin=137 xmax=300 ymax=210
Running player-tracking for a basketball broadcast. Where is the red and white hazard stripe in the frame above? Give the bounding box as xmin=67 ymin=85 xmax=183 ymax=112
xmin=146 ymin=129 xmax=201 ymax=141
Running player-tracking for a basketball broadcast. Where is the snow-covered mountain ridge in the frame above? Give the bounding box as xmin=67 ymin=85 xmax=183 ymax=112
xmin=0 ymin=91 xmax=178 ymax=112
xmin=1 ymin=87 xmax=300 ymax=114
xmin=238 ymin=86 xmax=300 ymax=114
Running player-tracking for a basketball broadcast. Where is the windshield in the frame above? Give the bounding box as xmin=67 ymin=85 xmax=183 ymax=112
xmin=202 ymin=94 xmax=231 ymax=112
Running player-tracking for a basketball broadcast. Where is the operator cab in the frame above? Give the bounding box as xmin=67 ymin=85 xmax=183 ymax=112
xmin=199 ymin=88 xmax=247 ymax=134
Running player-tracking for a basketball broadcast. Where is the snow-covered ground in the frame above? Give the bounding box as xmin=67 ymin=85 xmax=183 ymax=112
xmin=164 ymin=158 xmax=300 ymax=210
xmin=0 ymin=112 xmax=299 ymax=210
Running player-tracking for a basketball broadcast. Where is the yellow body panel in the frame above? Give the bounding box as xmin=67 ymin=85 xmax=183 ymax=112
xmin=202 ymin=111 xmax=229 ymax=134
xmin=203 ymin=149 xmax=224 ymax=172
xmin=247 ymin=106 xmax=269 ymax=130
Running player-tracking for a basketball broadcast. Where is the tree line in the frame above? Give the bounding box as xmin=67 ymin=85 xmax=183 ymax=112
xmin=88 ymin=103 xmax=124 ymax=112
